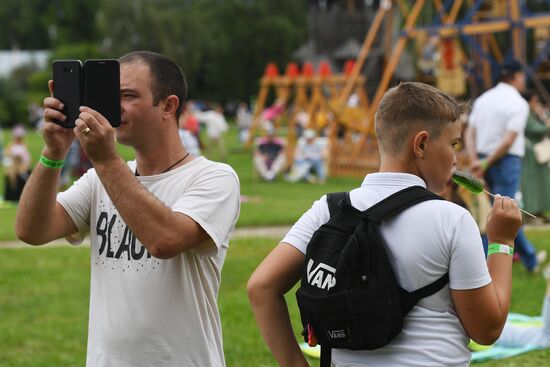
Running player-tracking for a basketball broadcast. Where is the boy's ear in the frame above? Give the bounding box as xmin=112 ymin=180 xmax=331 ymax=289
xmin=412 ymin=131 xmax=429 ymax=158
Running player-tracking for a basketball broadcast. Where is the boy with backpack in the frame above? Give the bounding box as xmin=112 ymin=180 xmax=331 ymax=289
xmin=247 ymin=82 xmax=523 ymax=366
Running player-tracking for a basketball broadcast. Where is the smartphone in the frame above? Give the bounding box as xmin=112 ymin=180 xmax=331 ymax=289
xmin=84 ymin=59 xmax=121 ymax=127
xmin=52 ymin=60 xmax=83 ymax=128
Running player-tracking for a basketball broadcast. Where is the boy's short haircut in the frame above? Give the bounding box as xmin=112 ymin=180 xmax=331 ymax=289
xmin=119 ymin=51 xmax=188 ymax=120
xmin=375 ymin=82 xmax=467 ymax=155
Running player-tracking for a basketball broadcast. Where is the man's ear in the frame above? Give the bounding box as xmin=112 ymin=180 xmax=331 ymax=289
xmin=412 ymin=131 xmax=429 ymax=158
xmin=161 ymin=95 xmax=179 ymax=119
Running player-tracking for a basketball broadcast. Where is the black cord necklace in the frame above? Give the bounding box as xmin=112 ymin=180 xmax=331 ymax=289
xmin=135 ymin=152 xmax=190 ymax=176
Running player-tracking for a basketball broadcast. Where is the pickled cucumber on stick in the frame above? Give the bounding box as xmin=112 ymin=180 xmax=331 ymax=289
xmin=452 ymin=170 xmax=484 ymax=194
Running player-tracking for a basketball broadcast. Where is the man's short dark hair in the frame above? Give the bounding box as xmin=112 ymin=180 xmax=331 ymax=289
xmin=500 ymin=59 xmax=523 ymax=83
xmin=119 ymin=51 xmax=188 ymax=120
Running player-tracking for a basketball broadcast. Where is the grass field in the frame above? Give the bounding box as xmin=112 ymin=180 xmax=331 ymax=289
xmin=1 ymin=126 xmax=550 ymax=366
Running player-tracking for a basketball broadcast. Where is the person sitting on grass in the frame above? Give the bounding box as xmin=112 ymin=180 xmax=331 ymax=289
xmin=248 ymin=82 xmax=523 ymax=367
xmin=253 ymin=124 xmax=286 ymax=182
xmin=286 ymin=128 xmax=327 ymax=184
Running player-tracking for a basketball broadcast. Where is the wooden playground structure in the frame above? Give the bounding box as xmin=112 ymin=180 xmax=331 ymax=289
xmin=248 ymin=0 xmax=550 ymax=178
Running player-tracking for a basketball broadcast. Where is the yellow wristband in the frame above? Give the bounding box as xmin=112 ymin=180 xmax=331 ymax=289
xmin=487 ymin=243 xmax=514 ymax=256
xmin=39 ymin=155 xmax=65 ymax=169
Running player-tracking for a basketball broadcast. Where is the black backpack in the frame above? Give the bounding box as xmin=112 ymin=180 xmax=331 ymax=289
xmin=296 ymin=186 xmax=450 ymax=367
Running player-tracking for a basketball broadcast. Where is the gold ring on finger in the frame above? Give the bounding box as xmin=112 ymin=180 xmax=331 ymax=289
xmin=82 ymin=127 xmax=91 ymax=135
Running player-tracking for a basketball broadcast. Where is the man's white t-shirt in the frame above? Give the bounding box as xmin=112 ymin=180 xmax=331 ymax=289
xmin=57 ymin=156 xmax=240 ymax=367
xmin=469 ymin=82 xmax=529 ymax=157
xmin=283 ymin=173 xmax=491 ymax=367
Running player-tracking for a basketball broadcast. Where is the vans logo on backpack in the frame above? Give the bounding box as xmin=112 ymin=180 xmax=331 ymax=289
xmin=327 ymin=328 xmax=349 ymax=341
xmin=306 ymin=259 xmax=336 ymax=290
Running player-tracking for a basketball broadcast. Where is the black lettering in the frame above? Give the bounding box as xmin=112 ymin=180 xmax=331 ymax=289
xmin=130 ymin=231 xmax=145 ymax=260
xmin=96 ymin=212 xmax=108 ymax=255
xmin=116 ymin=227 xmax=131 ymax=260
xmin=105 ymin=214 xmax=117 ymax=258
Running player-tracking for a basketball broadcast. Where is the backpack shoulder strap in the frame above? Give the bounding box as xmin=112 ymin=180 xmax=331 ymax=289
xmin=326 ymin=192 xmax=351 ymax=217
xmin=401 ymin=272 xmax=450 ymax=315
xmin=410 ymin=273 xmax=449 ymax=299
xmin=365 ymin=186 xmax=442 ymax=224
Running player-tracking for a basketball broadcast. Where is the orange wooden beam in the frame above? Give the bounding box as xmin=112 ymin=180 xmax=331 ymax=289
xmin=446 ymin=0 xmax=464 ymax=24
xmin=408 ymin=15 xmax=550 ymax=38
xmin=338 ymin=3 xmax=389 ymax=107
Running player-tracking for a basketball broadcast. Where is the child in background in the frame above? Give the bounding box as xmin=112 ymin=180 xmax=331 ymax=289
xmin=3 ymin=125 xmax=31 ymax=201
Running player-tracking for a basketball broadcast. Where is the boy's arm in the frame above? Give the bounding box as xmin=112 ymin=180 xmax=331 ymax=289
xmin=247 ymin=242 xmax=310 ymax=367
xmin=451 ymin=195 xmax=521 ymax=345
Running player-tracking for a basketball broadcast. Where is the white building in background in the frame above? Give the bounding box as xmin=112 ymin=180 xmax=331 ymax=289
xmin=0 ymin=50 xmax=50 ymax=77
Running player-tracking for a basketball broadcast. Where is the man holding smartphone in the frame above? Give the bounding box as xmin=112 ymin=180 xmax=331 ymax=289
xmin=15 ymin=51 xmax=240 ymax=367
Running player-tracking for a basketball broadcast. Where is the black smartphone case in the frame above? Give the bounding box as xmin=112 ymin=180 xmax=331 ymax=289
xmin=84 ymin=60 xmax=121 ymax=127
xmin=52 ymin=60 xmax=83 ymax=128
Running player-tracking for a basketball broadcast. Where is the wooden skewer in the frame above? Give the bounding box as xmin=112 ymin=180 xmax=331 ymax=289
xmin=482 ymin=190 xmax=538 ymax=219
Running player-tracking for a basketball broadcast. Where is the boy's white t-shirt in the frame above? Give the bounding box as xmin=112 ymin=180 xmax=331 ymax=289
xmin=283 ymin=173 xmax=491 ymax=367
xmin=57 ymin=156 xmax=240 ymax=367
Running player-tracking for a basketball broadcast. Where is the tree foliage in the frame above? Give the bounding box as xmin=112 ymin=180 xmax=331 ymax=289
xmin=97 ymin=0 xmax=308 ymax=102
xmin=0 ymin=0 xmax=100 ymax=49
xmin=0 ymin=0 xmax=307 ymax=126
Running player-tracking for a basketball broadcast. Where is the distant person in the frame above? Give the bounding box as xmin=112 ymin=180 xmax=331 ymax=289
xmin=254 ymin=125 xmax=286 ymax=182
xmin=261 ymin=100 xmax=285 ymax=131
xmin=196 ymin=104 xmax=229 ymax=160
xmin=179 ymin=113 xmax=201 ymax=156
xmin=3 ymin=125 xmax=31 ymax=201
xmin=294 ymin=108 xmax=309 ymax=138
xmin=28 ymin=102 xmax=44 ymax=129
xmin=249 ymin=82 xmax=523 ymax=366
xmin=16 ymin=51 xmax=240 ymax=367
xmin=182 ymin=101 xmax=203 ymax=149
xmin=286 ymin=129 xmax=327 ymax=184
xmin=4 ymin=125 xmax=31 ymax=167
xmin=59 ymin=140 xmax=82 ymax=189
xmin=466 ymin=60 xmax=543 ymax=271
xmin=236 ymin=102 xmax=252 ymax=144
xmin=418 ymin=35 xmax=440 ymax=76
xmin=520 ymin=91 xmax=550 ymax=222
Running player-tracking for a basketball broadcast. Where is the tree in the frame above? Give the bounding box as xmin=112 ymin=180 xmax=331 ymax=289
xmin=0 ymin=0 xmax=100 ymax=49
xmin=97 ymin=0 xmax=307 ymax=103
